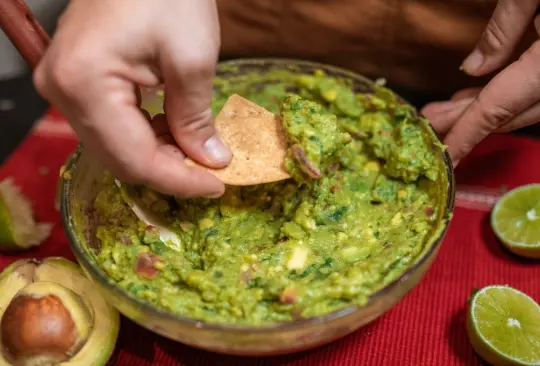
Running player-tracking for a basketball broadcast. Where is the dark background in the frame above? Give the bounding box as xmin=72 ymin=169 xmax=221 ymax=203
xmin=1 ymin=71 xmax=539 ymax=166
xmin=0 ymin=73 xmax=48 ymax=165
xmin=2 ymin=2 xmax=540 ymax=165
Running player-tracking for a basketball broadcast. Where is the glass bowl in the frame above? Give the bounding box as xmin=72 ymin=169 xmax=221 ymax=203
xmin=60 ymin=58 xmax=456 ymax=356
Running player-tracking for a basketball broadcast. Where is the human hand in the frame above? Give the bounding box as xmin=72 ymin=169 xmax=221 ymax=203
xmin=421 ymin=0 xmax=540 ymax=166
xmin=33 ymin=0 xmax=232 ymax=198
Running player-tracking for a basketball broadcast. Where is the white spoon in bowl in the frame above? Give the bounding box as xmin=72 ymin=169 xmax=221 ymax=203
xmin=114 ymin=180 xmax=182 ymax=251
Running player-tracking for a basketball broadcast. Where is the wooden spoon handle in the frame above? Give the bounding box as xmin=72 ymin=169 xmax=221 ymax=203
xmin=0 ymin=0 xmax=50 ymax=69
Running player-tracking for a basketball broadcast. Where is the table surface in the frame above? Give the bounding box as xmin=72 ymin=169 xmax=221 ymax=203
xmin=1 ymin=109 xmax=539 ymax=366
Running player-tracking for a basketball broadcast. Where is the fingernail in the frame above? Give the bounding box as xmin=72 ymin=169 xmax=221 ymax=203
xmin=461 ymin=49 xmax=484 ymax=73
xmin=204 ymin=191 xmax=224 ymax=199
xmin=203 ymin=135 xmax=232 ymax=165
xmin=422 ymin=101 xmax=457 ymax=116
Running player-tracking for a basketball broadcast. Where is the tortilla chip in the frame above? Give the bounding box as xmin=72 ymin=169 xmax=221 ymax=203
xmin=184 ymin=94 xmax=291 ymax=185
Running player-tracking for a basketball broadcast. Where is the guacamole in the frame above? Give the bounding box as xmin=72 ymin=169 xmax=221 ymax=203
xmin=81 ymin=69 xmax=447 ymax=325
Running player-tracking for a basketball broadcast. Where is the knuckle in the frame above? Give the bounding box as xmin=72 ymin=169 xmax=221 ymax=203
xmin=175 ymin=108 xmax=214 ymax=134
xmin=180 ymin=51 xmax=217 ymax=78
xmin=481 ymin=20 xmax=508 ymax=54
xmin=475 ymin=98 xmax=516 ymax=131
xmin=46 ymin=49 xmax=96 ymax=97
xmin=51 ymin=62 xmax=85 ymax=96
xmin=32 ymin=63 xmax=48 ymax=98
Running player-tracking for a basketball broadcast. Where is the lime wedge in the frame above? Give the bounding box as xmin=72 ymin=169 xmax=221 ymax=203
xmin=491 ymin=184 xmax=540 ymax=258
xmin=467 ymin=285 xmax=540 ymax=366
xmin=0 ymin=178 xmax=52 ymax=250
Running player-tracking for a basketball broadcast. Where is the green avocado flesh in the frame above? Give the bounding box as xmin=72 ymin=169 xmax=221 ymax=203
xmin=76 ymin=68 xmax=448 ymax=325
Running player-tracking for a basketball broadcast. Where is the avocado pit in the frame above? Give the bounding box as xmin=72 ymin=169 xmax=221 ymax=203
xmin=0 ymin=258 xmax=120 ymax=366
xmin=1 ymin=282 xmax=93 ymax=365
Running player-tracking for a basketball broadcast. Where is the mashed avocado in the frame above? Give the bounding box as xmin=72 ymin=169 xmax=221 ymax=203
xmin=82 ymin=69 xmax=446 ymax=325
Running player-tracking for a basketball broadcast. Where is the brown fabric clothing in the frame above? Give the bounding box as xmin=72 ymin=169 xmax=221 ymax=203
xmin=217 ymin=0 xmax=537 ymax=102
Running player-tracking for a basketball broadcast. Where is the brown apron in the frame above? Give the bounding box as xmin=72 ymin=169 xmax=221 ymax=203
xmin=218 ymin=0 xmax=537 ymax=99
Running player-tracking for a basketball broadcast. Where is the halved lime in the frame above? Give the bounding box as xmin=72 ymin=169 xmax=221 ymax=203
xmin=491 ymin=184 xmax=540 ymax=258
xmin=0 ymin=178 xmax=52 ymax=250
xmin=467 ymin=285 xmax=540 ymax=366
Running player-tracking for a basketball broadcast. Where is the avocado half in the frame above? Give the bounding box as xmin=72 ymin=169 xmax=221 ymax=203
xmin=0 ymin=257 xmax=120 ymax=365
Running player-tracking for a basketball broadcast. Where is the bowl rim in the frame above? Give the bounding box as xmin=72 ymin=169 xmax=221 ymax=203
xmin=61 ymin=57 xmax=456 ymax=333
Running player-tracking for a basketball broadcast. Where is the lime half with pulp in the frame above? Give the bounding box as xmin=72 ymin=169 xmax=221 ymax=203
xmin=491 ymin=184 xmax=540 ymax=258
xmin=467 ymin=285 xmax=540 ymax=366
xmin=0 ymin=178 xmax=52 ymax=250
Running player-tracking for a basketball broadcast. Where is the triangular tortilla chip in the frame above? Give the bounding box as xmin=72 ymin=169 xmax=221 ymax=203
xmin=184 ymin=94 xmax=291 ymax=185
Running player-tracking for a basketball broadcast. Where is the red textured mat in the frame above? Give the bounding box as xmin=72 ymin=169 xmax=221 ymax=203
xmin=1 ymin=109 xmax=539 ymax=366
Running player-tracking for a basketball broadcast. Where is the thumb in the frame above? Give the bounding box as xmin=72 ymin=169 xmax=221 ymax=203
xmin=462 ymin=0 xmax=538 ymax=76
xmin=157 ymin=0 xmax=231 ymax=169
xmin=161 ymin=54 xmax=232 ymax=169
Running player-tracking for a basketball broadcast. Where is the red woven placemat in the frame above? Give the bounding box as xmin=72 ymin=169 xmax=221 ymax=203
xmin=1 ymin=110 xmax=539 ymax=366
